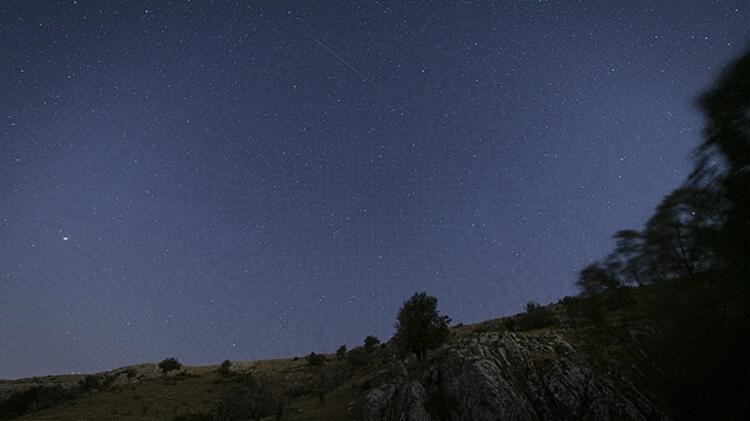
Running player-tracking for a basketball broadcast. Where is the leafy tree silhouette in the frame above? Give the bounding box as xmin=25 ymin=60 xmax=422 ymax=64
xmin=695 ymin=48 xmax=750 ymax=283
xmin=576 ymin=262 xmax=618 ymax=296
xmin=610 ymin=229 xmax=646 ymax=286
xmin=158 ymin=357 xmax=182 ymax=375
xmin=363 ymin=335 xmax=380 ymax=353
xmin=571 ymin=47 xmax=750 ymax=419
xmin=393 ymin=292 xmax=451 ymax=361
xmin=641 ymin=187 xmax=725 ymax=282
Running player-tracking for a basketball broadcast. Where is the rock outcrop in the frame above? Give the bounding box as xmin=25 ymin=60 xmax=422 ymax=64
xmin=364 ymin=331 xmax=665 ymax=421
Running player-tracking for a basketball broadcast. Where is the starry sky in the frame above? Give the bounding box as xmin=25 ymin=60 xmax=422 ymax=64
xmin=1 ymin=1 xmax=749 ymax=379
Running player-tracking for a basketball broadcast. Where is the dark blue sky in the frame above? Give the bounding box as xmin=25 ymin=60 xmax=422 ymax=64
xmin=1 ymin=1 xmax=748 ymax=379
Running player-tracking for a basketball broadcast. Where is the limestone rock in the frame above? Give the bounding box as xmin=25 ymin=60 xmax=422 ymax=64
xmin=364 ymin=331 xmax=665 ymax=421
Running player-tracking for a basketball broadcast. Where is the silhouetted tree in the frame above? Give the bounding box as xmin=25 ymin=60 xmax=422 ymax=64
xmin=217 ymin=360 xmax=232 ymax=376
xmin=159 ymin=357 xmax=182 ymax=375
xmin=363 ymin=335 xmax=380 ymax=353
xmin=641 ymin=187 xmax=724 ymax=282
xmin=696 ymin=48 xmax=750 ymax=283
xmin=610 ymin=229 xmax=646 ymax=286
xmin=336 ymin=345 xmax=347 ymax=359
xmin=393 ymin=292 xmax=451 ymax=361
xmin=569 ymin=48 xmax=750 ymax=419
xmin=576 ymin=262 xmax=618 ymax=296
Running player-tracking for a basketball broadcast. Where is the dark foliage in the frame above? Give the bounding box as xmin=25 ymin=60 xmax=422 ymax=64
xmin=0 ymin=373 xmax=123 ymax=420
xmin=697 ymin=49 xmax=750 ymax=284
xmin=393 ymin=292 xmax=451 ymax=361
xmin=576 ymin=186 xmax=726 ymax=295
xmin=305 ymin=352 xmax=326 ymax=366
xmin=335 ymin=345 xmax=347 ymax=358
xmin=572 ymin=48 xmax=750 ymax=419
xmin=363 ymin=335 xmax=380 ymax=353
xmin=603 ymin=287 xmax=636 ymax=311
xmin=217 ymin=360 xmax=232 ymax=376
xmin=576 ymin=263 xmax=619 ymax=297
xmin=313 ymin=366 xmax=340 ymax=406
xmin=346 ymin=346 xmax=369 ymax=366
xmin=213 ymin=374 xmax=278 ymax=421
xmin=0 ymin=385 xmax=77 ymax=420
xmin=159 ymin=357 xmax=182 ymax=374
xmin=515 ymin=301 xmax=555 ymax=331
xmin=563 ymin=294 xmax=604 ymax=326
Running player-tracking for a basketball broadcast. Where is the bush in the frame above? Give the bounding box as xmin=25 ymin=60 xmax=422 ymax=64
xmin=217 ymin=360 xmax=232 ymax=376
xmin=213 ymin=374 xmax=278 ymax=421
xmin=346 ymin=347 xmax=368 ymax=366
xmin=159 ymin=357 xmax=182 ymax=374
xmin=559 ymin=296 xmax=578 ymax=306
xmin=516 ymin=301 xmax=555 ymax=331
xmin=305 ymin=352 xmax=326 ymax=366
xmin=336 ymin=345 xmax=347 ymax=359
xmin=364 ymin=335 xmax=380 ymax=353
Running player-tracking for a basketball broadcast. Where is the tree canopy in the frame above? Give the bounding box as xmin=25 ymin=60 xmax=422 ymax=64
xmin=393 ymin=292 xmax=451 ymax=361
xmin=158 ymin=357 xmax=182 ymax=374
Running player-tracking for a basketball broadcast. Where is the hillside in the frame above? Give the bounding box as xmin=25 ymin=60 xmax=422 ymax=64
xmin=5 ymin=278 xmax=744 ymax=420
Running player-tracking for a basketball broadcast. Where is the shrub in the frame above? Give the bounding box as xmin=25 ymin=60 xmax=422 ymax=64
xmin=217 ymin=360 xmax=232 ymax=376
xmin=159 ymin=357 xmax=182 ymax=374
xmin=213 ymin=374 xmax=277 ymax=421
xmin=336 ymin=345 xmax=347 ymax=359
xmin=305 ymin=352 xmax=326 ymax=366
xmin=516 ymin=301 xmax=555 ymax=331
xmin=559 ymin=296 xmax=578 ymax=306
xmin=364 ymin=335 xmax=380 ymax=353
xmin=346 ymin=347 xmax=368 ymax=366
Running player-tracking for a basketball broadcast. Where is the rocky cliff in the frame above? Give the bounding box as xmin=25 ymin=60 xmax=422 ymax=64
xmin=364 ymin=330 xmax=665 ymax=421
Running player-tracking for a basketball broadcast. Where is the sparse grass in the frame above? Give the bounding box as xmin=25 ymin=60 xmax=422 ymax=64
xmin=11 ymin=355 xmax=373 ymax=421
xmin=17 ymin=369 xmax=222 ymax=421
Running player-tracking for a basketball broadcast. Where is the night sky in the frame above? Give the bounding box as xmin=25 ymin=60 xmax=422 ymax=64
xmin=2 ymin=1 xmax=749 ymax=379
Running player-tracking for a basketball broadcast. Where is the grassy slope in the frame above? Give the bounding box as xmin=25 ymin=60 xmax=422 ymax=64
xmin=11 ymin=282 xmax=719 ymax=420
xmin=15 ymin=357 xmax=375 ymax=421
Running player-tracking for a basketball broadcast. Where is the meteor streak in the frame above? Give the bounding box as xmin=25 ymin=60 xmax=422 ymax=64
xmin=312 ymin=37 xmax=374 ymax=85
